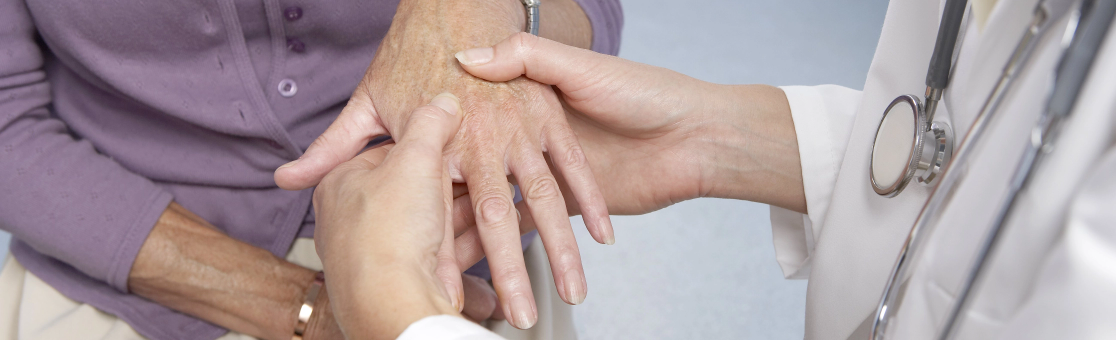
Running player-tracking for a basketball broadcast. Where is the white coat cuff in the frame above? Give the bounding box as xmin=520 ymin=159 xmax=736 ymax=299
xmin=397 ymin=315 xmax=505 ymax=340
xmin=770 ymin=85 xmax=862 ymax=279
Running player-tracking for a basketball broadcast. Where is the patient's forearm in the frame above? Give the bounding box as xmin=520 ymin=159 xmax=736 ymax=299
xmin=394 ymin=0 xmax=592 ymax=50
xmin=699 ymin=84 xmax=808 ymax=214
xmin=128 ymin=202 xmax=316 ymax=340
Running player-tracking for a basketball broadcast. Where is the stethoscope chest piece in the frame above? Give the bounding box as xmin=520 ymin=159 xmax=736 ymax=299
xmin=870 ymin=95 xmax=954 ymax=197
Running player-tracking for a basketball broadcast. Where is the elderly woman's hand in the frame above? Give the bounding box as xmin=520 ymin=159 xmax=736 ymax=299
xmin=453 ymin=33 xmax=807 ymax=220
xmin=275 ymin=0 xmax=608 ymax=329
xmin=312 ymin=94 xmax=465 ymax=339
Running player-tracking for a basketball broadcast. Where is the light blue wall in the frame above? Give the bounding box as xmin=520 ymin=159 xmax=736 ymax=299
xmin=0 ymin=232 xmax=7 ymax=264
xmin=571 ymin=1 xmax=888 ymax=339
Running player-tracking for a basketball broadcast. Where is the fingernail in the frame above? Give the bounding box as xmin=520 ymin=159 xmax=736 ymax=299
xmin=458 ymin=289 xmax=465 ymax=313
xmin=563 ymin=270 xmax=586 ymax=305
xmin=430 ymin=93 xmax=460 ymax=116
xmin=516 ymin=209 xmax=522 ymax=223
xmin=277 ymin=159 xmax=299 ymax=170
xmin=446 ymin=282 xmax=462 ymax=311
xmin=510 ymin=294 xmax=537 ymax=329
xmin=602 ymin=216 xmax=616 ymax=245
xmin=455 ymin=47 xmax=495 ymax=66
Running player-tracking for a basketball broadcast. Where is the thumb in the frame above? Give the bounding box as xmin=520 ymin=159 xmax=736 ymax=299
xmin=388 ymin=93 xmax=463 ymax=166
xmin=454 ymin=32 xmax=623 ymax=93
xmin=274 ymin=91 xmax=388 ymax=190
xmin=392 ymin=94 xmax=463 ymax=312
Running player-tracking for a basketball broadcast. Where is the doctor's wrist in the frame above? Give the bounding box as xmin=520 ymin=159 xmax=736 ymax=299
xmin=324 ymin=255 xmax=460 ymax=339
xmin=698 ymin=84 xmax=807 ymax=213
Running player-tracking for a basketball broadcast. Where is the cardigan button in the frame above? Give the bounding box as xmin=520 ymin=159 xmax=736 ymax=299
xmin=278 ymin=79 xmax=298 ymax=97
xmin=284 ymin=7 xmax=303 ymax=21
xmin=287 ymin=37 xmax=306 ymax=53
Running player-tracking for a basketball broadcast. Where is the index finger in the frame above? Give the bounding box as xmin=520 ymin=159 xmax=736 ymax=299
xmin=385 ymin=93 xmax=464 ymax=168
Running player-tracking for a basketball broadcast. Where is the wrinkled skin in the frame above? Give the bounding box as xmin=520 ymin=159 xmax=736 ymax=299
xmin=312 ymin=96 xmax=464 ymax=339
xmin=453 ymin=32 xmax=806 ymax=225
xmin=275 ymin=0 xmax=610 ymax=330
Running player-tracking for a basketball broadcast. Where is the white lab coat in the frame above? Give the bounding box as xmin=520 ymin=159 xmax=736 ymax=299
xmin=773 ymin=0 xmax=1116 ymax=338
xmin=398 ymin=0 xmax=1116 ymax=339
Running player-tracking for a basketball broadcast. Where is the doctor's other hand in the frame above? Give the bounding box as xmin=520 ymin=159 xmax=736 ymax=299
xmin=274 ymin=0 xmax=608 ymax=327
xmin=455 ymin=33 xmax=808 ymax=216
xmin=311 ymin=94 xmax=465 ymax=340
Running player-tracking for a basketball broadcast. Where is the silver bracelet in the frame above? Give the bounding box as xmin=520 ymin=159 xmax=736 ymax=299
xmin=521 ymin=0 xmax=539 ymax=35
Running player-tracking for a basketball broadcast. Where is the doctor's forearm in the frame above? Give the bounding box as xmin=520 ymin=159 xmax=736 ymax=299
xmin=699 ymin=84 xmax=808 ymax=214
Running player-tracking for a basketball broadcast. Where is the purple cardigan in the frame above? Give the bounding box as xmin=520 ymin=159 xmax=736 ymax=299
xmin=0 ymin=0 xmax=622 ymax=338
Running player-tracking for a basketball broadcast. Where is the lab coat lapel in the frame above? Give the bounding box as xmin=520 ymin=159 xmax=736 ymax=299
xmin=947 ymin=0 xmax=1044 ymax=140
xmin=803 ymin=0 xmax=943 ymax=339
xmin=888 ymin=3 xmax=1069 ymax=337
xmin=806 ymin=0 xmax=1110 ymax=338
xmin=949 ymin=7 xmax=1116 ymax=339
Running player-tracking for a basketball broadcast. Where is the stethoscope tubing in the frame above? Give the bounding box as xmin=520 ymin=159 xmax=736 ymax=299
xmin=869 ymin=1 xmax=1071 ymax=339
xmin=938 ymin=1 xmax=1115 ymax=338
xmin=927 ymin=0 xmax=971 ymax=95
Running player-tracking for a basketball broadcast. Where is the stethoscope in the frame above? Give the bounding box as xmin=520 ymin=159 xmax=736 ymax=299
xmin=868 ymin=0 xmax=968 ymax=196
xmin=869 ymin=0 xmax=1115 ymax=339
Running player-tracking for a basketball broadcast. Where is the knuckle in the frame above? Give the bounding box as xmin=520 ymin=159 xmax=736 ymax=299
xmin=492 ymin=273 xmax=531 ymax=289
xmin=561 ymin=142 xmax=588 ymax=169
xmin=409 ymin=105 xmax=449 ymax=125
xmin=347 ymin=107 xmax=378 ymax=135
xmin=307 ymin=130 xmax=337 ymax=151
xmin=556 ymin=251 xmax=581 ymax=268
xmin=510 ymin=32 xmax=544 ymax=62
xmin=522 ymin=175 xmax=562 ymax=202
xmin=310 ymin=126 xmax=362 ymax=159
xmin=476 ymin=195 xmax=512 ymax=224
xmin=510 ymin=32 xmax=536 ymax=53
xmin=436 ymin=252 xmax=458 ymax=266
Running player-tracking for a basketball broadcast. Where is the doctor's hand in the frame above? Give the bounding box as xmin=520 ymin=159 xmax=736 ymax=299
xmin=311 ymin=95 xmax=465 ymax=340
xmin=275 ymin=0 xmax=609 ymax=329
xmin=455 ymin=33 xmax=808 ymax=216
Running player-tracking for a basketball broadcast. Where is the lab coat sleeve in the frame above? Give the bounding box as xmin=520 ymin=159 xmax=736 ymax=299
xmin=769 ymin=85 xmax=862 ymax=279
xmin=995 ymin=147 xmax=1116 ymax=340
xmin=397 ymin=315 xmax=506 ymax=340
